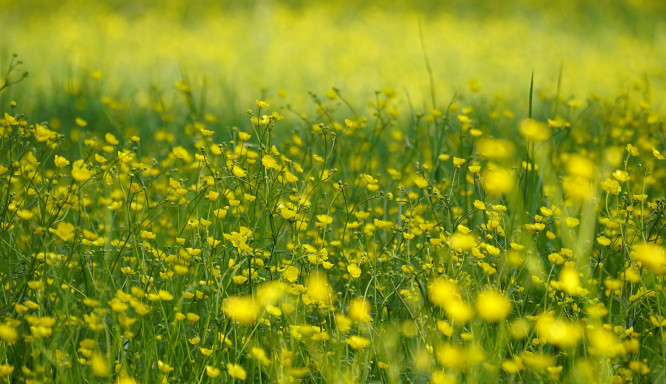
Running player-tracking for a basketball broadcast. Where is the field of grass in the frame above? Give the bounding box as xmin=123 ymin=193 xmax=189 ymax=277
xmin=2 ymin=1 xmax=666 ymax=383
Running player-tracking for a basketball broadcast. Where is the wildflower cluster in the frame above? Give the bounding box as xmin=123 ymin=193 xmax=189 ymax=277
xmin=2 ymin=68 xmax=666 ymax=383
xmin=1 ymin=1 xmax=666 ymax=383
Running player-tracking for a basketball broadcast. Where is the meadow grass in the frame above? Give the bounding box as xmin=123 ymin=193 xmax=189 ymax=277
xmin=1 ymin=1 xmax=666 ymax=383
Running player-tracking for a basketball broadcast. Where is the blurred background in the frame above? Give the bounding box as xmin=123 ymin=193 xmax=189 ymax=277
xmin=1 ymin=0 xmax=665 ymax=115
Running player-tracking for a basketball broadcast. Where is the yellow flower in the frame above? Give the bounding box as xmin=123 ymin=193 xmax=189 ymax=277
xmin=548 ymin=253 xmax=565 ymax=265
xmin=186 ymin=313 xmax=200 ymax=323
xmin=71 ymin=160 xmax=92 ymax=182
xmin=452 ymin=157 xmax=466 ymax=167
xmin=75 ymin=117 xmax=88 ymax=127
xmin=206 ymin=365 xmax=221 ymax=378
xmin=597 ymin=236 xmax=611 ymax=246
xmin=316 ymin=214 xmax=333 ymax=224
xmin=449 ymin=232 xmax=476 ymax=252
xmin=587 ymin=328 xmax=624 ymax=357
xmin=49 ymin=222 xmax=76 ymax=242
xmin=520 ymin=351 xmax=556 ymax=371
xmin=501 ymin=358 xmax=524 ymax=374
xmin=251 ymin=347 xmax=271 ymax=365
xmin=223 ymin=295 xmax=258 ymax=326
xmin=54 ymin=155 xmax=70 ymax=168
xmin=436 ymin=320 xmax=454 ymax=336
xmin=35 ymin=123 xmax=57 ymax=142
xmin=90 ymin=352 xmax=110 ymax=377
xmin=104 ymin=132 xmax=118 ymax=145
xmin=601 ymin=178 xmax=621 ymax=195
xmin=632 ymin=243 xmax=666 ymax=275
xmin=477 ymin=138 xmax=516 ymax=159
xmin=172 ymin=146 xmax=192 ymax=161
xmin=445 ymin=299 xmax=474 ymax=324
xmin=266 ymin=305 xmax=282 ymax=316
xmin=475 ymin=289 xmax=512 ymax=323
xmin=158 ymin=290 xmax=173 ymax=301
xmin=482 ymin=165 xmax=515 ymax=195
xmin=436 ymin=343 xmax=485 ymax=371
xmin=566 ymin=154 xmax=597 ymax=180
xmin=518 ymin=118 xmax=550 ymax=141
xmin=473 ymin=200 xmax=486 ymax=210
xmin=508 ymin=318 xmax=531 ymax=339
xmin=118 ymin=150 xmax=134 ymax=164
xmin=535 ymin=313 xmax=582 ymax=347
xmin=347 ymin=264 xmax=362 ymax=278
xmin=231 ymin=165 xmax=246 ymax=178
xmin=348 ymin=298 xmax=372 ymax=323
xmin=564 ymin=217 xmax=579 ymax=228
xmin=0 ymin=323 xmax=18 ymax=343
xmin=4 ymin=112 xmax=18 ymax=125
xmin=282 ymin=265 xmax=300 ymax=283
xmin=214 ymin=208 xmax=228 ymax=219
xmin=199 ymin=347 xmax=214 ymax=356
xmin=553 ymin=267 xmax=585 ymax=295
xmin=626 ymin=143 xmax=639 ymax=156
xmin=227 ymin=363 xmax=247 ymax=380
xmin=158 ymin=360 xmax=174 ymax=373
xmin=116 ymin=376 xmax=139 ymax=384
xmin=428 ymin=279 xmax=458 ymax=308
xmin=563 ymin=175 xmax=595 ymax=201
xmin=347 ymin=335 xmax=371 ymax=350
xmin=262 ymin=154 xmax=279 ymax=169
xmin=306 ymin=271 xmax=335 ymax=305
xmin=16 ymin=209 xmax=33 ymax=220
xmin=414 ymin=176 xmax=429 ymax=188
xmin=256 ymin=100 xmax=270 ymax=108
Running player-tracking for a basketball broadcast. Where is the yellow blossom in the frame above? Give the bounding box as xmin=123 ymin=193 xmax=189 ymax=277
xmin=0 ymin=323 xmax=18 ymax=343
xmin=227 ymin=363 xmax=247 ymax=380
xmin=348 ymin=298 xmax=372 ymax=323
xmin=475 ymin=289 xmax=512 ymax=322
xmin=231 ymin=165 xmax=246 ymax=178
xmin=223 ymin=295 xmax=258 ymax=326
xmin=482 ymin=165 xmax=515 ymax=195
xmin=90 ymin=352 xmax=110 ymax=377
xmin=519 ymin=118 xmax=550 ymax=141
xmin=452 ymin=157 xmax=466 ymax=167
xmin=445 ymin=299 xmax=474 ymax=324
xmin=283 ymin=265 xmax=300 ymax=283
xmin=347 ymin=335 xmax=371 ymax=350
xmin=535 ymin=313 xmax=582 ymax=347
xmin=306 ymin=271 xmax=335 ymax=305
xmin=347 ymin=264 xmax=362 ymax=278
xmin=251 ymin=347 xmax=271 ymax=365
xmin=449 ymin=232 xmax=476 ymax=251
xmin=206 ymin=365 xmax=221 ymax=378
xmin=35 ymin=123 xmax=57 ymax=142
xmin=262 ymin=154 xmax=279 ymax=169
xmin=54 ymin=155 xmax=70 ymax=168
xmin=75 ymin=117 xmax=87 ymax=127
xmin=49 ymin=222 xmax=76 ymax=242
xmin=71 ymin=160 xmax=92 ymax=182
xmin=632 ymin=243 xmax=666 ymax=274
xmin=565 ymin=217 xmax=579 ymax=228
